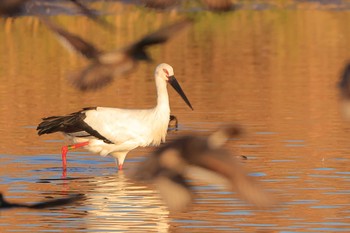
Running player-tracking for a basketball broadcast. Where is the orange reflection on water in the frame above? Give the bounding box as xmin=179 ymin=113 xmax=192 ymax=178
xmin=1 ymin=3 xmax=350 ymax=232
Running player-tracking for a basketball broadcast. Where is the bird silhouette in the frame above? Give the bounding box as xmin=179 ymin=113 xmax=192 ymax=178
xmin=0 ymin=192 xmax=83 ymax=209
xmin=141 ymin=0 xmax=235 ymax=11
xmin=339 ymin=63 xmax=350 ymax=119
xmin=0 ymin=0 xmax=28 ymax=16
xmin=142 ymin=0 xmax=180 ymax=9
xmin=40 ymin=17 xmax=192 ymax=91
xmin=0 ymin=0 xmax=113 ymax=29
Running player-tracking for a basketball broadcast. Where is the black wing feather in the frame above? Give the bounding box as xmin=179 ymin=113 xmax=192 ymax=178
xmin=37 ymin=107 xmax=113 ymax=144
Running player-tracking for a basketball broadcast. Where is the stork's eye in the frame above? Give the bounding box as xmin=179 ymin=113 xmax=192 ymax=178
xmin=163 ymin=69 xmax=169 ymax=76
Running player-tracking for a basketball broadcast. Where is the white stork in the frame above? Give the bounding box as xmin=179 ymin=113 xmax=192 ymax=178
xmin=37 ymin=63 xmax=193 ymax=173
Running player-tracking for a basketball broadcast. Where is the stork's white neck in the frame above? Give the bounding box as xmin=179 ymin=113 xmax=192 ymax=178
xmin=154 ymin=75 xmax=170 ymax=114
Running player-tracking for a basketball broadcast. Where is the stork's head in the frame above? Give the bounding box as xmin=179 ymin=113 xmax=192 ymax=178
xmin=156 ymin=63 xmax=175 ymax=81
xmin=155 ymin=63 xmax=193 ymax=110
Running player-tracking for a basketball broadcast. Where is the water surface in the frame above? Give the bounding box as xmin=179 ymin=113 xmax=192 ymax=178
xmin=1 ymin=1 xmax=350 ymax=232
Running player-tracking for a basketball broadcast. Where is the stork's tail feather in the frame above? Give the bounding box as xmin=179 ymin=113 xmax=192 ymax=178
xmin=37 ymin=115 xmax=74 ymax=135
xmin=36 ymin=109 xmax=92 ymax=135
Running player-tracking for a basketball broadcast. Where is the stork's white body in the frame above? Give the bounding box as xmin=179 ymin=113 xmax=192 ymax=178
xmin=71 ymin=105 xmax=170 ymax=166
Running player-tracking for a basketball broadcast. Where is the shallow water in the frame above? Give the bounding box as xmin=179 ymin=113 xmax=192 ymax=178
xmin=1 ymin=1 xmax=350 ymax=232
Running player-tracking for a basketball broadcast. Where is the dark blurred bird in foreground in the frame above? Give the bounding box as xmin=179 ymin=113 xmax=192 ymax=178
xmin=0 ymin=193 xmax=83 ymax=209
xmin=339 ymin=63 xmax=350 ymax=119
xmin=41 ymin=17 xmax=192 ymax=91
xmin=134 ymin=125 xmax=274 ymax=211
xmin=141 ymin=0 xmax=235 ymax=11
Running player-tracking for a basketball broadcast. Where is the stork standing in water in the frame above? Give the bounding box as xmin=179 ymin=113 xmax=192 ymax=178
xmin=37 ymin=63 xmax=193 ymax=173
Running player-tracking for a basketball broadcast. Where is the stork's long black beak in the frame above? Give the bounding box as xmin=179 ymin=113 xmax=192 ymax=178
xmin=168 ymin=75 xmax=193 ymax=110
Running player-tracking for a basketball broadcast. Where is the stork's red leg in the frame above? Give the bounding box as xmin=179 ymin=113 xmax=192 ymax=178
xmin=61 ymin=141 xmax=90 ymax=171
xmin=61 ymin=146 xmax=68 ymax=170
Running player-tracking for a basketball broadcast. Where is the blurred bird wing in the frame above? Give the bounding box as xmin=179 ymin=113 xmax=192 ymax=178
xmin=129 ymin=18 xmax=192 ymax=51
xmin=155 ymin=175 xmax=193 ymax=211
xmin=186 ymin=165 xmax=230 ymax=187
xmin=0 ymin=193 xmax=28 ymax=208
xmin=201 ymin=0 xmax=235 ymax=11
xmin=69 ymin=63 xmax=117 ymax=91
xmin=0 ymin=0 xmax=26 ymax=9
xmin=339 ymin=63 xmax=350 ymax=98
xmin=132 ymin=154 xmax=161 ymax=181
xmin=29 ymin=194 xmax=84 ymax=209
xmin=40 ymin=17 xmax=101 ymax=60
xmin=68 ymin=0 xmax=115 ymax=30
xmin=69 ymin=52 xmax=133 ymax=91
xmin=142 ymin=0 xmax=179 ymax=9
xmin=193 ymin=150 xmax=275 ymax=208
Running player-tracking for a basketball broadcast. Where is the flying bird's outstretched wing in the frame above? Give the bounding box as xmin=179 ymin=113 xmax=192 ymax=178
xmin=68 ymin=0 xmax=115 ymax=30
xmin=40 ymin=17 xmax=102 ymax=60
xmin=0 ymin=193 xmax=84 ymax=209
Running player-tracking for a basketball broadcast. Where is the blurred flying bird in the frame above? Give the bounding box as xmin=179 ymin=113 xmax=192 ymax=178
xmin=133 ymin=125 xmax=274 ymax=211
xmin=0 ymin=0 xmax=28 ymax=16
xmin=142 ymin=0 xmax=180 ymax=9
xmin=201 ymin=0 xmax=235 ymax=11
xmin=37 ymin=63 xmax=193 ymax=173
xmin=339 ymin=63 xmax=350 ymax=98
xmin=68 ymin=0 xmax=115 ymax=30
xmin=0 ymin=193 xmax=83 ymax=209
xmin=141 ymin=0 xmax=235 ymax=12
xmin=0 ymin=0 xmax=113 ymax=29
xmin=40 ymin=17 xmax=192 ymax=91
xmin=339 ymin=63 xmax=350 ymax=119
